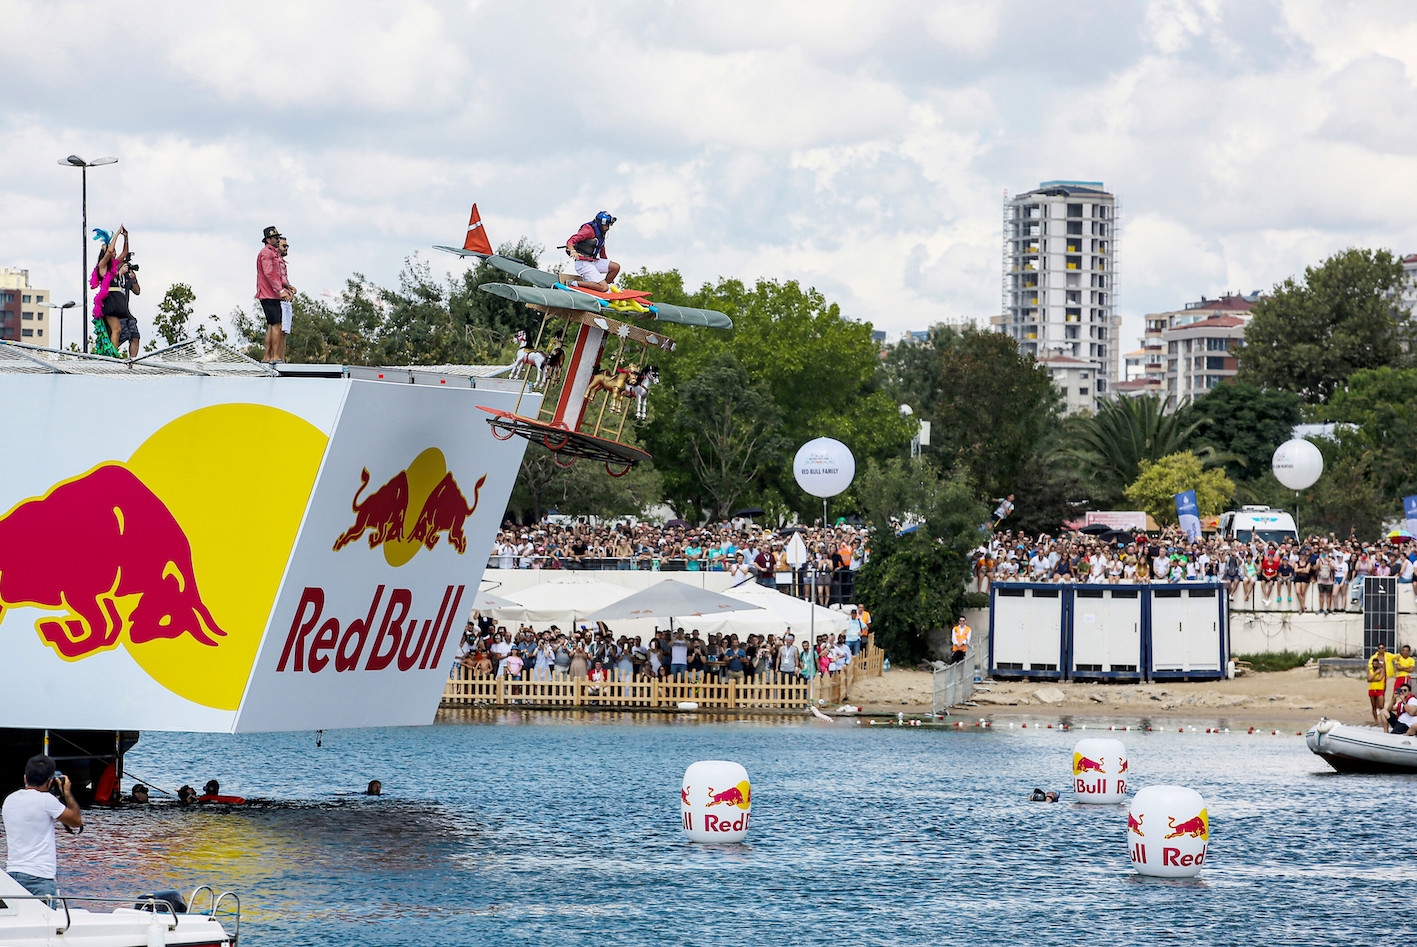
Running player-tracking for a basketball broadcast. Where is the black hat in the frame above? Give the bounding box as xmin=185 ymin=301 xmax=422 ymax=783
xmin=262 ymin=225 xmax=283 ymax=242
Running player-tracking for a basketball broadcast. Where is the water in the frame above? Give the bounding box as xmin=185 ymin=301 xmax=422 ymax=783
xmin=35 ymin=712 xmax=1405 ymax=945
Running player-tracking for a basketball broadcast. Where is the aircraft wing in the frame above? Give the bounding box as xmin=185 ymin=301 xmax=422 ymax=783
xmin=433 ymin=245 xmax=489 ymax=259
xmin=641 ymin=302 xmax=733 ymax=330
xmin=483 ymin=255 xmax=562 ymax=289
xmin=479 ymin=283 xmax=604 ymax=313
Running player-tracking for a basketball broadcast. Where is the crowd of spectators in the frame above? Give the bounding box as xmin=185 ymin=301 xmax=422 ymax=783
xmin=455 ymin=611 xmax=873 ymax=684
xmin=487 ymin=518 xmax=869 ymax=605
xmin=975 ymin=527 xmax=1416 ymax=615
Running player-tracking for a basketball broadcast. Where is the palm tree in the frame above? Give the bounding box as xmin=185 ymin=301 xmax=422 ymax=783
xmin=1063 ymin=394 xmax=1229 ymax=498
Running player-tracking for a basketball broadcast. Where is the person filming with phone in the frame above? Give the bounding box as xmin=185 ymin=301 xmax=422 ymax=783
xmin=3 ymin=754 xmax=82 ymax=898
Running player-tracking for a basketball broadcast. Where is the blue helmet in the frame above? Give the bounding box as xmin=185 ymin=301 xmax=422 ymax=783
xmin=595 ymin=211 xmax=616 ymax=227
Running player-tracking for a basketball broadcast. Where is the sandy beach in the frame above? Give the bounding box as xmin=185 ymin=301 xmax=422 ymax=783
xmin=849 ymin=665 xmax=1374 ymax=727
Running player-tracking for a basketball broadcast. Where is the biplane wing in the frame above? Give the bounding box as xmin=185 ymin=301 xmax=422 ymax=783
xmin=480 ymin=282 xmax=604 ymax=313
xmin=637 ymin=302 xmax=733 ymax=330
xmin=483 ymin=254 xmax=563 ymax=289
xmin=432 ymin=245 xmax=489 ymax=259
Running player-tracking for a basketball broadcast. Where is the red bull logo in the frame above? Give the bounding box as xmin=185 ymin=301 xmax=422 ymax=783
xmin=0 ymin=463 xmax=225 ymax=660
xmin=276 ymin=584 xmax=465 ymax=674
xmin=1164 ymin=809 xmax=1208 ymax=840
xmin=706 ymin=781 xmax=752 ymax=809
xmin=1072 ymin=753 xmax=1104 ymax=775
xmin=1127 ymin=812 xmax=1144 ymax=836
xmin=333 ymin=449 xmax=486 ymax=566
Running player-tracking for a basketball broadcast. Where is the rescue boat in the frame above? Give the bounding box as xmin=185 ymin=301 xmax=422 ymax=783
xmin=0 ymin=871 xmax=237 ymax=947
xmin=1305 ymin=718 xmax=1417 ymax=773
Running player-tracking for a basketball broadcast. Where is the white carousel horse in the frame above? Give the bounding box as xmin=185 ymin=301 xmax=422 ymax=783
xmin=510 ymin=331 xmax=564 ymax=388
xmin=622 ymin=365 xmax=659 ymax=420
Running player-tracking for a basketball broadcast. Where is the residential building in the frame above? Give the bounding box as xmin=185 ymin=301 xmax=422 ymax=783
xmin=1138 ymin=293 xmax=1258 ymax=402
xmin=995 ymin=181 xmax=1121 ymax=392
xmin=0 ymin=268 xmax=51 ymax=344
xmin=1039 ymin=354 xmax=1099 ymax=415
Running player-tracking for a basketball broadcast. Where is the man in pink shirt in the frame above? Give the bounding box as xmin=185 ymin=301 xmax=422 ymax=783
xmin=256 ymin=225 xmax=292 ymax=364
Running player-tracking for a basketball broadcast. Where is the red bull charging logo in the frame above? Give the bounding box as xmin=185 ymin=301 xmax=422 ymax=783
xmin=0 ymin=403 xmax=327 ymax=710
xmin=0 ymin=463 xmax=225 ymax=660
xmin=333 ymin=448 xmax=486 ymax=567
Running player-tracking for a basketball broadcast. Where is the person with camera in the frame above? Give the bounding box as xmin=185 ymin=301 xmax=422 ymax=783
xmin=2 ymin=754 xmax=82 ymax=898
xmin=91 ymin=225 xmax=141 ymax=358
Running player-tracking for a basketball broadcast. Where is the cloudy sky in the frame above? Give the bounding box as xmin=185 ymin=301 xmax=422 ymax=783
xmin=4 ymin=0 xmax=1417 ymax=352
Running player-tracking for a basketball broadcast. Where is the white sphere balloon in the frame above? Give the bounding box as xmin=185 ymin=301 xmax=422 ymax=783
xmin=1128 ymin=785 xmax=1208 ymax=878
xmin=793 ymin=438 xmax=856 ymax=499
xmin=1071 ymin=737 xmax=1129 ymax=804
xmin=681 ymin=761 xmax=752 ymax=843
xmin=1271 ymin=438 xmax=1323 ymax=490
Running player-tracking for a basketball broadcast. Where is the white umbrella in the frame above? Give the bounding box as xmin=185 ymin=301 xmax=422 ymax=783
xmin=492 ymin=581 xmax=630 ymax=627
xmin=583 ymin=578 xmax=764 ymax=628
xmin=472 ymin=589 xmax=516 ymax=610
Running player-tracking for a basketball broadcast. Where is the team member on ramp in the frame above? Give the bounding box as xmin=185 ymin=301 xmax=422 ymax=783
xmin=565 ymin=211 xmax=619 ymax=292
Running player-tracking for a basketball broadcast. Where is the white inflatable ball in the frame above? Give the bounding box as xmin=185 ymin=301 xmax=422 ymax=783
xmin=1071 ymin=737 xmax=1128 ymax=804
xmin=1128 ymin=785 xmax=1208 ymax=878
xmin=681 ymin=760 xmax=751 ymax=843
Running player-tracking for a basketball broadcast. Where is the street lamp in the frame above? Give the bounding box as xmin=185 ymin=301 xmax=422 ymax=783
xmin=56 ymin=154 xmax=118 ymax=353
xmin=37 ymin=300 xmax=77 ymax=350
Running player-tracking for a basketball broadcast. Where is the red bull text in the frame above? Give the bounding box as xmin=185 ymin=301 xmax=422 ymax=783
xmin=276 ymin=584 xmax=464 ymax=673
xmin=0 ymin=464 xmax=225 ymax=659
xmin=1072 ymin=754 xmax=1123 ymax=796
xmin=681 ymin=811 xmax=752 ymax=834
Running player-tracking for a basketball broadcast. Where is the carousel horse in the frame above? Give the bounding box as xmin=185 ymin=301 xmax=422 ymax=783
xmin=585 ymin=363 xmax=637 ymax=407
xmin=621 ymin=365 xmax=659 ymax=420
xmin=510 ymin=330 xmax=564 ymax=388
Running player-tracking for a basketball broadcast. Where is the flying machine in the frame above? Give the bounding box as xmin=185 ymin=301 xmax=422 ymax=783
xmin=436 ymin=206 xmax=732 ymax=476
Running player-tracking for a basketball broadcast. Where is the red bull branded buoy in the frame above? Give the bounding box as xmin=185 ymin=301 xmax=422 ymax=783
xmin=1128 ymin=785 xmax=1208 ymax=878
xmin=1070 ymin=737 xmax=1128 ymax=804
xmin=681 ymin=761 xmax=751 ymax=843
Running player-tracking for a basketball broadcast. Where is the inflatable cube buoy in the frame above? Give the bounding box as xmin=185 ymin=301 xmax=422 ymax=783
xmin=1071 ymin=737 xmax=1128 ymax=804
xmin=681 ymin=761 xmax=751 ymax=843
xmin=1128 ymin=785 xmax=1208 ymax=877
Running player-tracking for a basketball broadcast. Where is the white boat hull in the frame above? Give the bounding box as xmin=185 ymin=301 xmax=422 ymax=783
xmin=0 ymin=872 xmax=234 ymax=947
xmin=1306 ymin=719 xmax=1417 ymax=773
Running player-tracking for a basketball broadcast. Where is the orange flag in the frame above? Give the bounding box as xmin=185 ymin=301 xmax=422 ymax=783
xmin=463 ymin=204 xmax=493 ymax=255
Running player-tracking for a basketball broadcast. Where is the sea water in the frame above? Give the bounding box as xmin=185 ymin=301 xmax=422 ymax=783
xmin=43 ymin=712 xmax=1403 ymax=945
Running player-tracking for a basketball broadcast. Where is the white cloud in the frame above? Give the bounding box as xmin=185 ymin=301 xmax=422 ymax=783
xmin=5 ymin=0 xmax=1417 ymax=360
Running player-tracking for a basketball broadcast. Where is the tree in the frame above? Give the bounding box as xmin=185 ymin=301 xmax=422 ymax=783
xmin=1123 ymin=451 xmax=1235 ymax=526
xmin=881 ymin=327 xmax=1061 ymax=498
xmin=1237 ymin=248 xmax=1413 ymax=402
xmin=1064 ymin=394 xmax=1223 ymax=505
xmin=151 ymin=283 xmax=195 ymax=347
xmin=675 ymin=354 xmax=787 ymax=522
xmin=1185 ymin=382 xmax=1301 ymax=481
xmin=505 ymin=439 xmax=664 ymax=524
xmin=629 ymin=272 xmax=912 ymax=519
xmin=854 ymin=458 xmax=986 ymax=663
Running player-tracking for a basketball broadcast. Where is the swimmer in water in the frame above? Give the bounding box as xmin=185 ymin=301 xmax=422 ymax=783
xmin=130 ymin=784 xmax=150 ymax=804
xmin=1028 ymin=788 xmax=1060 ymax=802
xmin=366 ymin=780 xmax=382 ymax=796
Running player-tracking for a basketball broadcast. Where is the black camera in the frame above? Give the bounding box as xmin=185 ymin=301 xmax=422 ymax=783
xmin=49 ymin=771 xmax=65 ymax=797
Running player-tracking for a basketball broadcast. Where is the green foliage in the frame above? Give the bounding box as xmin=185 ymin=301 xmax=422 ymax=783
xmin=1237 ymin=247 xmax=1413 ymax=402
xmin=1185 ymin=382 xmax=1301 ymax=480
xmin=1234 ymin=649 xmax=1341 ymax=672
xmin=1123 ymin=451 xmax=1235 ymax=526
xmin=854 ymin=458 xmax=986 ymax=663
xmin=150 ymin=283 xmax=195 ymax=348
xmin=880 ymin=327 xmax=1061 ymax=498
xmin=675 ymin=353 xmax=787 ymax=522
xmin=506 ymin=435 xmax=664 ymax=524
xmin=1064 ymin=394 xmax=1223 ymax=505
xmin=627 ymin=272 xmax=911 ymax=520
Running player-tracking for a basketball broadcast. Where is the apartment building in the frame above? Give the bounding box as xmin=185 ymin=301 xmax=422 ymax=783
xmin=995 ymin=181 xmax=1121 ymax=409
xmin=1138 ymin=294 xmax=1258 ymax=402
xmin=0 ymin=268 xmax=51 ymax=344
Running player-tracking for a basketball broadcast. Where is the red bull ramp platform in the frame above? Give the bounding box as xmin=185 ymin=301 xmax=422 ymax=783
xmin=0 ymin=339 xmax=536 ymax=734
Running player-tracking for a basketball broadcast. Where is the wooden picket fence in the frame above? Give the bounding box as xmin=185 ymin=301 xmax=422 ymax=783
xmin=440 ymin=643 xmax=884 ymax=711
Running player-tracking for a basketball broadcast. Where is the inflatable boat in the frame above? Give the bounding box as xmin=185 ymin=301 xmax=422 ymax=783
xmin=1306 ymin=718 xmax=1417 ymax=773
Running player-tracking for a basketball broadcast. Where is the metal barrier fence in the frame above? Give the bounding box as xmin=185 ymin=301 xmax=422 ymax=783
xmin=932 ymin=657 xmax=975 ymax=713
xmin=442 ymin=643 xmax=884 ymax=711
